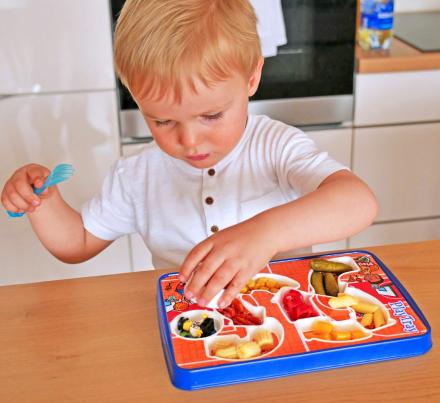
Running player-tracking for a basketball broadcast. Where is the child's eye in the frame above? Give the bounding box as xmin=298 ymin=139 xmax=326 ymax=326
xmin=202 ymin=112 xmax=223 ymax=121
xmin=154 ymin=120 xmax=172 ymax=127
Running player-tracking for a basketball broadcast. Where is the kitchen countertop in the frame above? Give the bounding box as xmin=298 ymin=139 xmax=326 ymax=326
xmin=1 ymin=241 xmax=438 ymax=402
xmin=356 ymin=38 xmax=440 ymax=73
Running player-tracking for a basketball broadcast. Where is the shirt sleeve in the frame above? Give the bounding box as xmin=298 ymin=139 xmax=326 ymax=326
xmin=274 ymin=127 xmax=348 ymax=196
xmin=81 ymin=160 xmax=136 ymax=240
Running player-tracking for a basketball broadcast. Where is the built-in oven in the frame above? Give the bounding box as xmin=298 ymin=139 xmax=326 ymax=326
xmin=111 ymin=0 xmax=357 ymax=142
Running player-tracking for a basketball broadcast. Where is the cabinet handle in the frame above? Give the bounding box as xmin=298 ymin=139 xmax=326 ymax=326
xmin=0 ymin=94 xmax=14 ymax=100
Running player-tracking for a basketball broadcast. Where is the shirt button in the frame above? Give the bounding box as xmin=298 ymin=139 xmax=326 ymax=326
xmin=208 ymin=168 xmax=216 ymax=176
xmin=205 ymin=196 xmax=214 ymax=205
xmin=210 ymin=225 xmax=219 ymax=233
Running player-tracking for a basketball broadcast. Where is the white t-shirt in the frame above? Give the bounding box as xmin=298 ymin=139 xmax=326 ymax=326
xmin=82 ymin=114 xmax=346 ymax=268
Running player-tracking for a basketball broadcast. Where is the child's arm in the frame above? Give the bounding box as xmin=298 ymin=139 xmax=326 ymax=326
xmin=179 ymin=169 xmax=378 ymax=308
xmin=1 ymin=164 xmax=111 ymax=263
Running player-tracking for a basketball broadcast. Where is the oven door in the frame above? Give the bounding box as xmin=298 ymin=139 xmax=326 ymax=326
xmin=116 ymin=0 xmax=356 ymax=140
xmin=249 ymin=0 xmax=356 ymax=126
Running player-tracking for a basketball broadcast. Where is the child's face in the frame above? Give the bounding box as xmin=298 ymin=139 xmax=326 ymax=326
xmin=131 ymin=66 xmax=262 ymax=169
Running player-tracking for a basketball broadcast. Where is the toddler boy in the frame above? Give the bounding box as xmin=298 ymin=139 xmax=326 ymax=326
xmin=1 ymin=0 xmax=377 ymax=308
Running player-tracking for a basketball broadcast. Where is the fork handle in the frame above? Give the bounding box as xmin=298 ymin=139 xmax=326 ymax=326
xmin=6 ymin=184 xmax=48 ymax=218
xmin=33 ymin=183 xmax=48 ymax=196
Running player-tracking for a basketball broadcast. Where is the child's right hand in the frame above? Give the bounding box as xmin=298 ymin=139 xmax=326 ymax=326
xmin=1 ymin=164 xmax=51 ymax=214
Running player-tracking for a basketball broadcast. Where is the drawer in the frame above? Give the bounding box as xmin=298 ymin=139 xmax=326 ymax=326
xmin=354 ymin=70 xmax=440 ymax=126
xmin=348 ymin=218 xmax=440 ymax=248
xmin=353 ymin=122 xmax=440 ymax=221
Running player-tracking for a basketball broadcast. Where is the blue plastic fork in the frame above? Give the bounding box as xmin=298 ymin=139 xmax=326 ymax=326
xmin=6 ymin=163 xmax=75 ymax=218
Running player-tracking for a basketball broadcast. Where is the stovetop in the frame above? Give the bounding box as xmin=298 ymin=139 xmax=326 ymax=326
xmin=394 ymin=12 xmax=440 ymax=52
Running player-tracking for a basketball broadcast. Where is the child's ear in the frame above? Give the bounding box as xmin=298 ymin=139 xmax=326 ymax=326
xmin=248 ymin=57 xmax=264 ymax=97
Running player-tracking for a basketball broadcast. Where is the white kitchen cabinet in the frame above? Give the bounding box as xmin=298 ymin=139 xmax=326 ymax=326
xmin=0 ymin=0 xmax=114 ymax=94
xmin=348 ymin=218 xmax=440 ymax=248
xmin=354 ymin=70 xmax=440 ymax=126
xmin=305 ymin=127 xmax=352 ymax=252
xmin=353 ymin=122 xmax=440 ymax=222
xmin=0 ymin=91 xmax=131 ymax=285
xmin=121 ymin=143 xmax=154 ymax=271
xmin=305 ymin=127 xmax=352 ymax=168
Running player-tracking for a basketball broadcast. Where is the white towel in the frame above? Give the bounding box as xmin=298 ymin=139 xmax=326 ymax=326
xmin=250 ymin=0 xmax=287 ymax=57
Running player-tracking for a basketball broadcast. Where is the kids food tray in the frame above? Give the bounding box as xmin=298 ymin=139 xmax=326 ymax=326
xmin=156 ymin=251 xmax=432 ymax=390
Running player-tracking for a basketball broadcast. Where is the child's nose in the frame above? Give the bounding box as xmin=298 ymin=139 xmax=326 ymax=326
xmin=178 ymin=125 xmax=204 ymax=147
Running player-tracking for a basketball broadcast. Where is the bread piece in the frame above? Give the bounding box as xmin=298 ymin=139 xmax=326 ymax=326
xmin=214 ymin=344 xmax=238 ymax=359
xmin=254 ymin=329 xmax=274 ymax=348
xmin=236 ymin=342 xmax=261 ymax=359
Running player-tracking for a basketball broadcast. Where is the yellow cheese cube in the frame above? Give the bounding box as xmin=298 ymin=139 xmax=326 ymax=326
xmin=330 ymin=330 xmax=351 ymax=341
xmin=312 ymin=320 xmax=333 ymax=334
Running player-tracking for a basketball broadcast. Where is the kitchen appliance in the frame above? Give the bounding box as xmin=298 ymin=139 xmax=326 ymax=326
xmin=111 ymin=0 xmax=357 ymax=142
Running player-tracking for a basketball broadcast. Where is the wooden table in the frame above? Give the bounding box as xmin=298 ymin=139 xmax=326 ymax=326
xmin=1 ymin=241 xmax=439 ymax=402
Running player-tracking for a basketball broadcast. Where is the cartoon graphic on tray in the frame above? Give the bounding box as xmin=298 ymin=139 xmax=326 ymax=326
xmin=156 ymin=251 xmax=432 ymax=390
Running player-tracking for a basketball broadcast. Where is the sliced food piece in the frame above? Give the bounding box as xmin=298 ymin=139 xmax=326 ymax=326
xmin=373 ymin=309 xmax=386 ymax=328
xmin=360 ymin=312 xmax=374 ymax=328
xmin=352 ymin=301 xmax=379 ymax=314
xmin=214 ymin=344 xmax=238 ymax=359
xmin=253 ymin=329 xmax=274 ymax=349
xmin=311 ymin=320 xmax=333 ymax=334
xmin=311 ymin=271 xmax=325 ymax=295
xmin=236 ymin=342 xmax=261 ymax=359
xmin=330 ymin=330 xmax=351 ymax=341
xmin=310 ymin=259 xmax=353 ymax=273
xmin=324 ymin=272 xmax=339 ymax=296
xmin=351 ymin=330 xmax=367 ymax=339
xmin=328 ymin=295 xmax=359 ymax=308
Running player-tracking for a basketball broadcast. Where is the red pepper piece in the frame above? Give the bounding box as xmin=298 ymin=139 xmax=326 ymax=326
xmin=233 ymin=315 xmax=253 ymax=325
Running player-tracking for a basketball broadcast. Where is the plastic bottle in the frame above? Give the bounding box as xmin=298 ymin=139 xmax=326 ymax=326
xmin=358 ymin=0 xmax=394 ymax=51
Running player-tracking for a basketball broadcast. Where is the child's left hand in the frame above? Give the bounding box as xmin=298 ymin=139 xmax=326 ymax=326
xmin=179 ymin=216 xmax=277 ymax=308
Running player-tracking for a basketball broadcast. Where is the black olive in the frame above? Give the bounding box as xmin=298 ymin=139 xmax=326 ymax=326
xmin=177 ymin=316 xmax=187 ymax=331
xmin=200 ymin=318 xmax=215 ymax=336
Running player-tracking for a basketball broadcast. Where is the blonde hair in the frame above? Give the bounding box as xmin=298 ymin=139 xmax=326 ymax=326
xmin=114 ymin=0 xmax=261 ymax=102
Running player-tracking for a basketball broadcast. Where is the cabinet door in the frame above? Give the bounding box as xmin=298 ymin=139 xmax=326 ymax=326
xmin=349 ymin=218 xmax=440 ymax=248
xmin=305 ymin=127 xmax=352 ymax=168
xmin=353 ymin=123 xmax=440 ymax=222
xmin=0 ymin=0 xmax=114 ymax=94
xmin=128 ymin=234 xmax=154 ymax=272
xmin=0 ymin=91 xmax=130 ymax=285
xmin=305 ymin=127 xmax=352 ymax=252
xmin=354 ymin=71 xmax=440 ymax=126
xmin=121 ymin=144 xmax=154 ymax=271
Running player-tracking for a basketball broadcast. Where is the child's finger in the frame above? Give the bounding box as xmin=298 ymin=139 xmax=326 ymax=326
xmin=1 ymin=195 xmax=23 ymax=213
xmin=197 ymin=262 xmax=239 ymax=308
xmin=15 ymin=180 xmax=41 ymax=206
xmin=179 ymin=240 xmax=214 ymax=283
xmin=184 ymin=253 xmax=225 ymax=303
xmin=27 ymin=165 xmax=50 ymax=187
xmin=217 ymin=272 xmax=248 ymax=308
xmin=6 ymin=188 xmax=32 ymax=212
